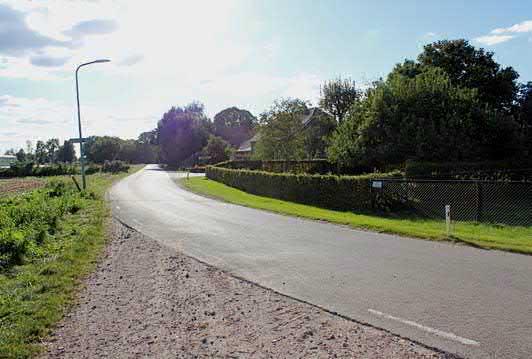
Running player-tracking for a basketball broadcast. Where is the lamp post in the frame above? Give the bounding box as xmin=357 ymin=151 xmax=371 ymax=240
xmin=75 ymin=59 xmax=111 ymax=190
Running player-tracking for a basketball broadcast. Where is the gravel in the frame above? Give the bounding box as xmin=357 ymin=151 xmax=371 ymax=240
xmin=41 ymin=220 xmax=454 ymax=358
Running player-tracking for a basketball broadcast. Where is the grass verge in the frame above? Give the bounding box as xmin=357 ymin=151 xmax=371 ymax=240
xmin=0 ymin=166 xmax=142 ymax=358
xmin=182 ymin=176 xmax=532 ymax=255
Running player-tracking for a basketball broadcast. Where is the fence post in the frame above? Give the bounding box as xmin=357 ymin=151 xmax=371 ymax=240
xmin=445 ymin=205 xmax=452 ymax=238
xmin=476 ymin=182 xmax=483 ymax=222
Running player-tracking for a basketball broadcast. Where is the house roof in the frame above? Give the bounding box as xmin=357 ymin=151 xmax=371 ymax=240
xmin=236 ymin=133 xmax=261 ymax=152
xmin=235 ymin=108 xmax=331 ymax=153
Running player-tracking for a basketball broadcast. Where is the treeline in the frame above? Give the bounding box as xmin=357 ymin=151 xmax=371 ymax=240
xmin=148 ymin=39 xmax=531 ymax=171
xmin=5 ymin=39 xmax=530 ymax=173
xmin=4 ymin=139 xmax=76 ymax=164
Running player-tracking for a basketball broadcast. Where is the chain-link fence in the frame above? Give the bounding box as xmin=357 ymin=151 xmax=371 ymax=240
xmin=371 ymin=179 xmax=532 ymax=226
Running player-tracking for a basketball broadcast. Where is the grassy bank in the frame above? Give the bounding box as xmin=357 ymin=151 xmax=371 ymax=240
xmin=0 ymin=167 xmax=141 ymax=358
xmin=182 ymin=176 xmax=532 ymax=254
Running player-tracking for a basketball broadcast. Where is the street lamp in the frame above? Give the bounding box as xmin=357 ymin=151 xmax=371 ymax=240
xmin=75 ymin=59 xmax=111 ymax=190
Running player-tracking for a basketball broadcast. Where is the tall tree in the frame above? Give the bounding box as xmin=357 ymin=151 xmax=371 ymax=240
xmin=203 ymin=135 xmax=230 ymax=164
xmin=45 ymin=138 xmax=60 ymax=163
xmin=35 ymin=141 xmax=47 ymax=164
xmin=417 ymin=39 xmax=519 ymax=112
xmin=319 ymin=77 xmax=358 ymax=124
xmin=15 ymin=148 xmax=26 ymax=162
xmin=85 ymin=136 xmax=122 ymax=164
xmin=328 ymin=67 xmax=520 ymax=169
xmin=213 ymin=107 xmax=257 ymax=147
xmin=57 ymin=140 xmax=76 ymax=163
xmin=157 ymin=102 xmax=211 ymax=166
xmin=254 ymin=99 xmax=309 ymax=160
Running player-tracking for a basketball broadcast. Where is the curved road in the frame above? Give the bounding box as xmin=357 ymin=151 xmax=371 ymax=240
xmin=109 ymin=165 xmax=532 ymax=358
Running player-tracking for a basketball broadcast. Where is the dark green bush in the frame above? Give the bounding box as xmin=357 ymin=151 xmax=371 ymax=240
xmin=0 ymin=162 xmax=79 ymax=178
xmin=206 ymin=166 xmax=401 ymax=211
xmin=102 ymin=160 xmax=130 ymax=174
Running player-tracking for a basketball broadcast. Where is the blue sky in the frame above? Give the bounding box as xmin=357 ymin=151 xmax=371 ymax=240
xmin=1 ymin=0 xmax=532 ymax=152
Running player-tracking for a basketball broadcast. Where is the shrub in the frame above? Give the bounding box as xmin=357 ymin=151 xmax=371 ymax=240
xmin=0 ymin=180 xmax=84 ymax=269
xmin=102 ymin=160 xmax=130 ymax=174
xmin=0 ymin=162 xmax=79 ymax=178
xmin=206 ymin=166 xmax=401 ymax=212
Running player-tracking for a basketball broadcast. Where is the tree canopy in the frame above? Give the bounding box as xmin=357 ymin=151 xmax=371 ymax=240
xmin=319 ymin=77 xmax=358 ymax=124
xmin=213 ymin=107 xmax=257 ymax=147
xmin=328 ymin=67 xmax=520 ymax=169
xmin=396 ymin=39 xmax=520 ymax=112
xmin=157 ymin=102 xmax=211 ymax=167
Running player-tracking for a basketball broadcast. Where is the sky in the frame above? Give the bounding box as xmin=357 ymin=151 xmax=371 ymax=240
xmin=1 ymin=0 xmax=532 ymax=153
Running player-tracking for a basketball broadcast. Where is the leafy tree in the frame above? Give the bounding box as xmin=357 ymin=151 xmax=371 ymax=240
xmin=254 ymin=99 xmax=309 ymax=160
xmin=57 ymin=140 xmax=76 ymax=163
xmin=416 ymin=39 xmax=519 ymax=112
xmin=328 ymin=67 xmax=520 ymax=169
xmin=213 ymin=107 xmax=257 ymax=147
xmin=302 ymin=109 xmax=337 ymax=158
xmin=202 ymin=135 xmax=230 ymax=164
xmin=319 ymin=77 xmax=358 ymax=123
xmin=157 ymin=102 xmax=211 ymax=166
xmin=35 ymin=141 xmax=47 ymax=164
xmin=4 ymin=149 xmax=15 ymax=156
xmin=138 ymin=129 xmax=158 ymax=145
xmin=45 ymin=138 xmax=60 ymax=163
xmin=15 ymin=148 xmax=26 ymax=162
xmin=516 ymin=82 xmax=532 ymax=153
xmin=85 ymin=136 xmax=122 ymax=164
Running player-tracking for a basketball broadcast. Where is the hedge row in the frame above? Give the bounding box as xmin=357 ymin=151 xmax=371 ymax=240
xmin=217 ymin=159 xmax=343 ymax=174
xmin=405 ymin=160 xmax=532 ymax=182
xmin=206 ymin=166 xmax=401 ymax=212
xmin=0 ymin=163 xmax=79 ymax=178
xmin=0 ymin=160 xmax=129 ymax=178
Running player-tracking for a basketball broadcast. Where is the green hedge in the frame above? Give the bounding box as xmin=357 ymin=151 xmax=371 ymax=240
xmin=206 ymin=166 xmax=401 ymax=212
xmin=405 ymin=160 xmax=532 ymax=181
xmin=217 ymin=159 xmax=336 ymax=174
xmin=0 ymin=163 xmax=79 ymax=178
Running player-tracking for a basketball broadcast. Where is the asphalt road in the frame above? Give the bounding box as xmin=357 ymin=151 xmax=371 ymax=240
xmin=109 ymin=165 xmax=532 ymax=358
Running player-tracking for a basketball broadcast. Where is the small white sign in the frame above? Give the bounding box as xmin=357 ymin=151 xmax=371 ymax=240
xmin=372 ymin=181 xmax=383 ymax=189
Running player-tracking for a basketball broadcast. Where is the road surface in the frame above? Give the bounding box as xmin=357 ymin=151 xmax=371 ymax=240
xmin=109 ymin=165 xmax=532 ymax=358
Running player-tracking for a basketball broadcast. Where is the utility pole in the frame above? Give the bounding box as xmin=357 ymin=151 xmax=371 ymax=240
xmin=75 ymin=59 xmax=111 ymax=190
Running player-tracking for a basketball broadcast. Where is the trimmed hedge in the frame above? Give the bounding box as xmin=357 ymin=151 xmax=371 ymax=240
xmin=206 ymin=166 xmax=401 ymax=212
xmin=405 ymin=160 xmax=532 ymax=182
xmin=0 ymin=163 xmax=79 ymax=178
xmin=217 ymin=159 xmax=339 ymax=174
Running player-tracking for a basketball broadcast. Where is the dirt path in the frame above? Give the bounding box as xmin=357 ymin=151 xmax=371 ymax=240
xmin=42 ymin=220 xmax=452 ymax=358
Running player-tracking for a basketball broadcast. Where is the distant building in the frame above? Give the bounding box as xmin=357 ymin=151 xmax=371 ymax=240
xmin=0 ymin=155 xmax=16 ymax=168
xmin=233 ymin=133 xmax=261 ymax=160
xmin=233 ymin=107 xmax=334 ymax=160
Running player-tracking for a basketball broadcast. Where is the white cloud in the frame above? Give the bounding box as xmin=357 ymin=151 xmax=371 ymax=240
xmin=475 ymin=20 xmax=532 ymax=46
xmin=474 ymin=34 xmax=515 ymax=46
xmin=492 ymin=20 xmax=532 ymax=34
xmin=0 ymin=1 xmax=325 ymax=151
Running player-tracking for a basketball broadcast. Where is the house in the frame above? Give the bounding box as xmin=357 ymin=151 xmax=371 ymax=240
xmin=0 ymin=155 xmax=16 ymax=168
xmin=233 ymin=133 xmax=261 ymax=160
xmin=233 ymin=107 xmax=334 ymax=160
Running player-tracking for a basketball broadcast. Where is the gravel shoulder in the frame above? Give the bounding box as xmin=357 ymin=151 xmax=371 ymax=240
xmin=41 ymin=219 xmax=452 ymax=358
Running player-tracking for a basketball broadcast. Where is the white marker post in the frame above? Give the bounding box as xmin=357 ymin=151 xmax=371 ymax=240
xmin=445 ymin=205 xmax=451 ymax=238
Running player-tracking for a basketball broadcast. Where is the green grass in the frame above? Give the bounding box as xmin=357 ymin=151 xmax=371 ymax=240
xmin=182 ymin=176 xmax=532 ymax=255
xmin=0 ymin=167 xmax=141 ymax=358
